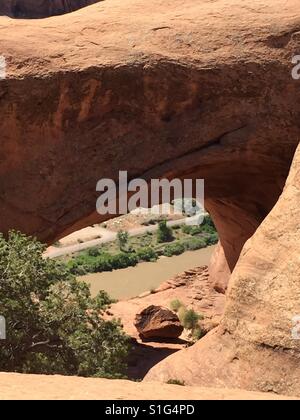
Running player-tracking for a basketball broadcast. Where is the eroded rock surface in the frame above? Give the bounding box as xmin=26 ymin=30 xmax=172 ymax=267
xmin=0 ymin=0 xmax=101 ymax=18
xmin=145 ymin=144 xmax=300 ymax=397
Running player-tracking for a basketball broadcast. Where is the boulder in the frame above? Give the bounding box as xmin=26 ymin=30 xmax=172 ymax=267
xmin=134 ymin=306 xmax=183 ymax=339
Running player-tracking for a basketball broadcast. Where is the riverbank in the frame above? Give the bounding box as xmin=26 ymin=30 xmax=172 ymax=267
xmin=81 ymin=246 xmax=216 ymax=299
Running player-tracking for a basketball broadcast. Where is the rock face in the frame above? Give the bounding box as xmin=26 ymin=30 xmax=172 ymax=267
xmin=208 ymin=242 xmax=231 ymax=294
xmin=0 ymin=0 xmax=300 ymax=279
xmin=0 ymin=0 xmax=101 ymax=18
xmin=145 ymin=144 xmax=300 ymax=397
xmin=134 ymin=306 xmax=183 ymax=339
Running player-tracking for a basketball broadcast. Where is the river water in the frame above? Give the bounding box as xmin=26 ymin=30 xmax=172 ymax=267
xmin=81 ymin=245 xmax=216 ymax=300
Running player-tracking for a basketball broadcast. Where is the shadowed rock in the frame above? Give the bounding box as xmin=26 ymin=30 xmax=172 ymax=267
xmin=0 ymin=0 xmax=101 ymax=18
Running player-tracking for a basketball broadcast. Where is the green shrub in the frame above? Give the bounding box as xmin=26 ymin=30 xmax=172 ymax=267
xmin=170 ymin=299 xmax=184 ymax=313
xmin=136 ymin=247 xmax=158 ymax=262
xmin=201 ymin=215 xmax=217 ymax=234
xmin=167 ymin=379 xmax=185 ymax=386
xmin=157 ymin=220 xmax=174 ymax=243
xmin=0 ymin=231 xmax=130 ymax=378
xmin=110 ymin=252 xmax=138 ymax=270
xmin=178 ymin=305 xmax=187 ymax=324
xmin=190 ymin=226 xmax=202 ymax=235
xmin=181 ymin=224 xmax=192 ymax=235
xmin=182 ymin=224 xmax=203 ymax=236
xmin=163 ymin=242 xmax=185 ymax=257
xmin=183 ymin=237 xmax=206 ymax=251
xmin=67 ymin=261 xmax=88 ymax=276
xmin=117 ymin=230 xmax=129 ymax=251
xmin=181 ymin=309 xmax=203 ymax=331
xmin=205 ymin=232 xmax=219 ymax=245
xmin=88 ymin=247 xmax=100 ymax=257
xmin=192 ymin=326 xmax=204 ymax=341
xmin=92 ymin=256 xmax=114 ymax=272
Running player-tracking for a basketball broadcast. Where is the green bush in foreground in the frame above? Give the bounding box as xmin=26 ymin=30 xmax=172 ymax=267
xmin=0 ymin=231 xmax=130 ymax=378
xmin=177 ymin=305 xmax=204 ymax=341
xmin=181 ymin=309 xmax=204 ymax=331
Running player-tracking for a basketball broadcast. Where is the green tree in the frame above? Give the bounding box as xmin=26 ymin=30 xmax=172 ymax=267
xmin=117 ymin=230 xmax=129 ymax=252
xmin=0 ymin=231 xmax=130 ymax=378
xmin=157 ymin=220 xmax=174 ymax=243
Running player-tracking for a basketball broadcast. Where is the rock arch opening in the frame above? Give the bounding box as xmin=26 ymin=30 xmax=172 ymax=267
xmin=0 ymin=0 xmax=102 ymax=19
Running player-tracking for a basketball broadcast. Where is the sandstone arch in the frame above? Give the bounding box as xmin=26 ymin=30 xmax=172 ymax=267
xmin=0 ymin=0 xmax=300 ymax=395
xmin=0 ymin=0 xmax=299 ymax=274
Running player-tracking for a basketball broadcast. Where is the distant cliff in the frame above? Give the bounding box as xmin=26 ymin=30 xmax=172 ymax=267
xmin=0 ymin=0 xmax=101 ymax=18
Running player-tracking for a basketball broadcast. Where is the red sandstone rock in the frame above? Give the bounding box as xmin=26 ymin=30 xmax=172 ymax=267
xmin=134 ymin=306 xmax=183 ymax=339
xmin=145 ymin=144 xmax=300 ymax=397
xmin=208 ymin=242 xmax=231 ymax=294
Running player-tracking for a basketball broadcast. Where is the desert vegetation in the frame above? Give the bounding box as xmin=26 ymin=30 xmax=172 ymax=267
xmin=66 ymin=216 xmax=218 ymax=276
xmin=0 ymin=231 xmax=130 ymax=378
xmin=170 ymin=299 xmax=204 ymax=341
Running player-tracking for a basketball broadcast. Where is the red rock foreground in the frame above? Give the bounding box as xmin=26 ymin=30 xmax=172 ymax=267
xmin=0 ymin=373 xmax=296 ymax=400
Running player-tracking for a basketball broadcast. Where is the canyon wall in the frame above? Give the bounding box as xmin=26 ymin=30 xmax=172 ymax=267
xmin=0 ymin=0 xmax=101 ymax=18
xmin=146 ymin=143 xmax=300 ymax=396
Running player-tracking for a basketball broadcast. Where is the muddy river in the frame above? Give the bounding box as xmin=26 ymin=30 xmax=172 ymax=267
xmin=81 ymin=246 xmax=216 ymax=299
